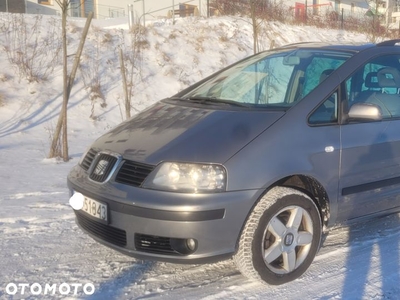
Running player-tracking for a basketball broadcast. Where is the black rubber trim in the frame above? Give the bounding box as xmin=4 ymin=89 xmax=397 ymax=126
xmin=109 ymin=202 xmax=225 ymax=221
xmin=342 ymin=176 xmax=400 ymax=196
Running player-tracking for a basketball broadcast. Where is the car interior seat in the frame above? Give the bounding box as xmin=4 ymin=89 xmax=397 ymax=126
xmin=319 ymin=69 xmax=334 ymax=83
xmin=362 ymin=67 xmax=400 ymax=118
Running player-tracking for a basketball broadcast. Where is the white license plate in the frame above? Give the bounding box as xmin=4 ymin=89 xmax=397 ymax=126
xmin=82 ymin=196 xmax=108 ymax=222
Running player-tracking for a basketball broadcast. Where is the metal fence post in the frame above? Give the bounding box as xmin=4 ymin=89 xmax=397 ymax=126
xmin=305 ymin=0 xmax=307 ymax=23
xmin=173 ymin=0 xmax=175 ymax=24
xmin=128 ymin=4 xmax=134 ymax=29
xmin=341 ymin=8 xmax=344 ymax=29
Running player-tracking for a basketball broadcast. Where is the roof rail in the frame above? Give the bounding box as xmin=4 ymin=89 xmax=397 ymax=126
xmin=279 ymin=41 xmax=329 ymax=49
xmin=278 ymin=42 xmax=308 ymax=49
xmin=377 ymin=39 xmax=400 ymax=46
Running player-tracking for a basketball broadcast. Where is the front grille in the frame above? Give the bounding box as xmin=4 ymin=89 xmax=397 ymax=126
xmin=115 ymin=160 xmax=154 ymax=187
xmin=135 ymin=234 xmax=177 ymax=255
xmin=75 ymin=211 xmax=127 ymax=247
xmin=80 ymin=148 xmax=98 ymax=171
xmin=89 ymin=154 xmax=118 ymax=183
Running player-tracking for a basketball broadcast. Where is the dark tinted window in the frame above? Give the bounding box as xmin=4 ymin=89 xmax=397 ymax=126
xmin=309 ymin=91 xmax=338 ymax=124
xmin=346 ymin=55 xmax=400 ymax=119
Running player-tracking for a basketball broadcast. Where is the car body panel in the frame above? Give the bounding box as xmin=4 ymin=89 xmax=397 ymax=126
xmin=338 ymin=120 xmax=400 ymax=221
xmin=91 ymin=102 xmax=285 ymax=165
xmin=224 ymin=105 xmax=341 ymax=224
xmin=68 ymin=164 xmax=264 ymax=262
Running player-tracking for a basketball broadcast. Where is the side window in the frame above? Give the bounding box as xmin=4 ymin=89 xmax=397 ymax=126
xmin=346 ymin=54 xmax=400 ymax=120
xmin=309 ymin=91 xmax=338 ymax=125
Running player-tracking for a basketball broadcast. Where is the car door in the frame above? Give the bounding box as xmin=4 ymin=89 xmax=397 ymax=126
xmin=337 ymin=55 xmax=400 ymax=222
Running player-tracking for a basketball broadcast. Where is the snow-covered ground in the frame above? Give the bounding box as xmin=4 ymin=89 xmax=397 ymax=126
xmin=1 ymin=12 xmax=400 ymax=299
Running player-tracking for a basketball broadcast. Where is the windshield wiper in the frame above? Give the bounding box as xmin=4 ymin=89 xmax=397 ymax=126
xmin=187 ymin=96 xmax=252 ymax=108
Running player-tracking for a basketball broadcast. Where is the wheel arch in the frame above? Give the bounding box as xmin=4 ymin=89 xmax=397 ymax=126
xmin=274 ymin=174 xmax=330 ymax=231
xmin=234 ymin=174 xmax=330 ymax=255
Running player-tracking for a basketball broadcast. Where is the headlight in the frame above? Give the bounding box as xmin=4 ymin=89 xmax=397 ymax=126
xmin=143 ymin=162 xmax=226 ymax=193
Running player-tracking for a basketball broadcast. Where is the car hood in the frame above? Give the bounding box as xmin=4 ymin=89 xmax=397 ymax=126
xmin=91 ymin=101 xmax=285 ymax=165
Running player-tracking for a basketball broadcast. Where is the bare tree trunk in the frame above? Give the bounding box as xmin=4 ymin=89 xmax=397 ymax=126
xmin=119 ymin=48 xmax=131 ymax=120
xmin=252 ymin=17 xmax=258 ymax=54
xmin=61 ymin=6 xmax=68 ymax=161
xmin=49 ymin=3 xmax=92 ymax=160
xmin=269 ymin=39 xmax=275 ymax=49
xmin=49 ymin=0 xmax=69 ymax=159
xmin=68 ymin=12 xmax=93 ymax=94
xmin=250 ymin=0 xmax=261 ymax=54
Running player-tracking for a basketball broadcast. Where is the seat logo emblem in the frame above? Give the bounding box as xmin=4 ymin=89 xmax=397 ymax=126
xmin=284 ymin=233 xmax=294 ymax=246
xmin=94 ymin=159 xmax=109 ymax=176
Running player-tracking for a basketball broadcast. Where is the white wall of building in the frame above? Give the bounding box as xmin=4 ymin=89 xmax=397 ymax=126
xmin=90 ymin=0 xmax=207 ymax=20
xmin=22 ymin=0 xmax=188 ymax=20
xmin=23 ymin=0 xmax=377 ymax=23
xmin=26 ymin=0 xmax=62 ymax=15
xmin=114 ymin=0 xmax=207 ymax=20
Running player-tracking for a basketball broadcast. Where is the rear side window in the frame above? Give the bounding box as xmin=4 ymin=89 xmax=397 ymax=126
xmin=361 ymin=62 xmax=398 ymax=94
xmin=346 ymin=54 xmax=400 ymax=119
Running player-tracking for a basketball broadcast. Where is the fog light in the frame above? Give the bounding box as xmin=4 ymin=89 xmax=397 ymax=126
xmin=69 ymin=192 xmax=84 ymax=210
xmin=186 ymin=238 xmax=196 ymax=251
xmin=170 ymin=238 xmax=197 ymax=255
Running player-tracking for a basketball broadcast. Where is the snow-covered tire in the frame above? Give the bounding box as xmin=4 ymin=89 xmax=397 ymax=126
xmin=234 ymin=186 xmax=322 ymax=285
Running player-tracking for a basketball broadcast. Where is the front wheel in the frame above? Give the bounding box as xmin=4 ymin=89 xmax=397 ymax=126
xmin=234 ymin=186 xmax=322 ymax=285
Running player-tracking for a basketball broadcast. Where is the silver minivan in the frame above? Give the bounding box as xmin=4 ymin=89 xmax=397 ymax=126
xmin=68 ymin=40 xmax=400 ymax=284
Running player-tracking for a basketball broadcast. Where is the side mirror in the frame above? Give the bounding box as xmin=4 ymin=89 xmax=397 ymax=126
xmin=348 ymin=103 xmax=382 ymax=121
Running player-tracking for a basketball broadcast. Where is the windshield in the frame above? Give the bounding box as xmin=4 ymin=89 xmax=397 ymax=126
xmin=180 ymin=48 xmax=352 ymax=108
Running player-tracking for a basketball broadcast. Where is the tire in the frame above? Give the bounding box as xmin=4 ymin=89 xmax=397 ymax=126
xmin=233 ymin=186 xmax=322 ymax=285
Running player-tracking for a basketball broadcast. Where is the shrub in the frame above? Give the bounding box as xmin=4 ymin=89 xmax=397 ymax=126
xmin=0 ymin=14 xmax=62 ymax=82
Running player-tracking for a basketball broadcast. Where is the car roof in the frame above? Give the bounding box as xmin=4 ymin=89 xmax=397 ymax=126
xmin=278 ymin=39 xmax=400 ymax=53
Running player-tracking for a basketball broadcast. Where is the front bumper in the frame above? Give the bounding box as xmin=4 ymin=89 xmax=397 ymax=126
xmin=68 ymin=165 xmax=262 ymax=264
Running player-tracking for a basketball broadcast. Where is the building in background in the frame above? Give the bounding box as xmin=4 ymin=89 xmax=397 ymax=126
xmin=8 ymin=0 xmax=400 ymax=28
xmin=23 ymin=0 xmax=207 ymax=20
xmin=25 ymin=0 xmax=60 ymax=15
xmin=392 ymin=0 xmax=400 ymax=25
xmin=0 ymin=0 xmax=26 ymax=13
